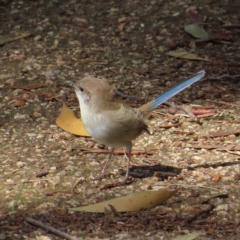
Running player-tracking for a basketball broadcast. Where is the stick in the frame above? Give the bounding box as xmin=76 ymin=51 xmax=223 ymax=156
xmin=25 ymin=217 xmax=81 ymax=240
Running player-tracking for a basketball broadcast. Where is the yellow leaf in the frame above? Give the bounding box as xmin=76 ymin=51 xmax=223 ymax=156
xmin=69 ymin=190 xmax=176 ymax=212
xmin=56 ymin=103 xmax=90 ymax=137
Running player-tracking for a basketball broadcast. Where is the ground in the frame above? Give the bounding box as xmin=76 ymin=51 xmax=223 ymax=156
xmin=0 ymin=0 xmax=240 ymax=239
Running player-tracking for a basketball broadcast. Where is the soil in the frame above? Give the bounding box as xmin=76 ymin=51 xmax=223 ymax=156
xmin=0 ymin=0 xmax=240 ymax=239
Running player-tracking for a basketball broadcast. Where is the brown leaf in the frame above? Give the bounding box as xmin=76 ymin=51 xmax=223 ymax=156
xmin=118 ymin=22 xmax=127 ymax=31
xmin=211 ymin=173 xmax=222 ymax=182
xmin=13 ymin=99 xmax=25 ymax=107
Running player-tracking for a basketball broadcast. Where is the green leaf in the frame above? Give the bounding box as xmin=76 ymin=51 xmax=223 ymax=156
xmin=184 ymin=23 xmax=209 ymax=39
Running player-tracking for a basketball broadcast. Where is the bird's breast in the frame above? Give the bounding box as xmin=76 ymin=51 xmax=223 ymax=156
xmin=80 ymin=104 xmax=147 ymax=148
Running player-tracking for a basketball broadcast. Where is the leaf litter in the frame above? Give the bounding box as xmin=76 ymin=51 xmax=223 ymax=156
xmin=0 ymin=0 xmax=240 ymax=239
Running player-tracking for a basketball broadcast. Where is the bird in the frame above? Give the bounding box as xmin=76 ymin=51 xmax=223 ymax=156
xmin=71 ymin=70 xmax=205 ymax=185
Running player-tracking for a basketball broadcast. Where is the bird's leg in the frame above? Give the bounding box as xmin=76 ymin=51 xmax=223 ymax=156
xmin=95 ymin=147 xmax=115 ymax=181
xmin=121 ymin=142 xmax=132 ymax=184
xmin=99 ymin=143 xmax=133 ymax=189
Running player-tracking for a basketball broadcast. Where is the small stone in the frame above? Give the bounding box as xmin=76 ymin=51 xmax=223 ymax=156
xmin=34 ymin=35 xmax=42 ymax=41
xmin=14 ymin=113 xmax=29 ymax=120
xmin=16 ymin=161 xmax=26 ymax=168
xmin=49 ymin=166 xmax=57 ymax=173
xmin=6 ymin=179 xmax=15 ymax=184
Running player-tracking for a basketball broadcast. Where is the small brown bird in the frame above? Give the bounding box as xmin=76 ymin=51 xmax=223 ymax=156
xmin=72 ymin=70 xmax=205 ymax=185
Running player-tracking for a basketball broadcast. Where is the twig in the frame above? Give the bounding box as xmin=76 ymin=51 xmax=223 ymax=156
xmin=25 ymin=217 xmax=81 ymax=240
xmin=0 ymin=32 xmax=32 ymax=46
xmin=67 ymin=25 xmax=96 ymax=36
xmin=184 ymin=204 xmax=214 ymax=224
xmin=196 ymin=113 xmax=216 ymax=118
xmin=158 ymin=122 xmax=182 ymax=129
xmin=208 ymin=100 xmax=240 ymax=107
xmin=100 ymin=179 xmax=133 ymax=190
xmin=23 ymin=179 xmax=52 ymax=183
xmin=207 ymin=74 xmax=240 ymax=80
xmin=71 ymin=177 xmax=85 ymax=192
xmin=191 ymin=105 xmax=216 ymax=109
xmin=79 ymin=148 xmax=153 ymax=155
xmin=45 ymin=190 xmax=80 ymax=196
xmin=163 ymin=183 xmax=222 ymax=191
xmin=165 ymin=101 xmax=196 ymax=118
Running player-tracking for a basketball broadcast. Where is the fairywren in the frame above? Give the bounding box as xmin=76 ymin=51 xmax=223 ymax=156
xmin=72 ymin=70 xmax=205 ymax=184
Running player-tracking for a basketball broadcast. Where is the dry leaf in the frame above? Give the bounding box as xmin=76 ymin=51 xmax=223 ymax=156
xmin=13 ymin=99 xmax=25 ymax=107
xmin=118 ymin=17 xmax=130 ymax=31
xmin=69 ymin=190 xmax=176 ymax=212
xmin=166 ymin=51 xmax=209 ymax=61
xmin=211 ymin=173 xmax=222 ymax=182
xmin=56 ymin=103 xmax=90 ymax=137
xmin=118 ymin=22 xmax=127 ymax=31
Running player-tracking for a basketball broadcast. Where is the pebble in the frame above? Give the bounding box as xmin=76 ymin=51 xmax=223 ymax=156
xmin=6 ymin=179 xmax=15 ymax=184
xmin=16 ymin=161 xmax=26 ymax=168
xmin=34 ymin=35 xmax=42 ymax=41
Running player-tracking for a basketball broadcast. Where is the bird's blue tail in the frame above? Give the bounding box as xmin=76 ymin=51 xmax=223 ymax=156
xmin=151 ymin=70 xmax=205 ymax=109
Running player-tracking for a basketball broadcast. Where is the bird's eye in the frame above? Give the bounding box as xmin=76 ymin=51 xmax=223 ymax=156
xmin=79 ymin=87 xmax=84 ymax=92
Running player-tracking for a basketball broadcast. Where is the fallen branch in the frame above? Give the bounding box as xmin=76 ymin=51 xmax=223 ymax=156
xmin=25 ymin=217 xmax=80 ymax=240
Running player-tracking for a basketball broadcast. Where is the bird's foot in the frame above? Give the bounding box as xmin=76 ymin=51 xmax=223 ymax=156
xmin=94 ymin=175 xmax=105 ymax=181
xmin=93 ymin=172 xmax=107 ymax=182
